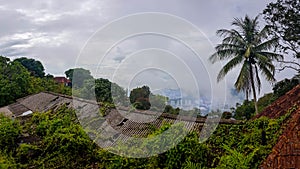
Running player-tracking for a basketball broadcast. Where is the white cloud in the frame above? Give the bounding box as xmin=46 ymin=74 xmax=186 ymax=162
xmin=0 ymin=0 xmax=292 ymax=107
xmin=16 ymin=9 xmax=62 ymax=24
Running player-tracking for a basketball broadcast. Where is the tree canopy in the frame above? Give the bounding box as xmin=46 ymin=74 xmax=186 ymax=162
xmin=14 ymin=57 xmax=45 ymax=78
xmin=129 ymin=86 xmax=168 ymax=111
xmin=263 ymin=0 xmax=300 ymax=59
xmin=0 ymin=56 xmax=32 ymax=106
xmin=272 ymin=75 xmax=300 ymax=99
xmin=129 ymin=86 xmax=151 ymax=110
xmin=0 ymin=56 xmax=71 ymax=107
xmin=65 ymin=68 xmax=93 ymax=88
xmin=77 ymin=78 xmax=127 ymax=105
xmin=263 ymin=0 xmax=300 ymax=73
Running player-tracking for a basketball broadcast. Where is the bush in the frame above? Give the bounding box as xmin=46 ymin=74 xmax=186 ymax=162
xmin=234 ymin=100 xmax=255 ymax=120
xmin=0 ymin=151 xmax=17 ymax=169
xmin=0 ymin=104 xmax=291 ymax=168
xmin=0 ymin=115 xmax=21 ymax=152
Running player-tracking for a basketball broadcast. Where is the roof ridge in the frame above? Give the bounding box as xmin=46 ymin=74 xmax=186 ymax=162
xmin=253 ymin=84 xmax=300 ymax=119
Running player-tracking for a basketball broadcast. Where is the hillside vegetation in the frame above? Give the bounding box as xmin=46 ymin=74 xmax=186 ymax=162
xmin=0 ymin=105 xmax=294 ymax=168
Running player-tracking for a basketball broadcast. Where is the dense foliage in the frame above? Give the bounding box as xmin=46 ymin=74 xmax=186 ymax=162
xmin=0 ymin=56 xmax=71 ymax=107
xmin=129 ymin=86 xmax=151 ymax=110
xmin=263 ymin=0 xmax=300 ymax=59
xmin=129 ymin=86 xmax=168 ymax=111
xmin=163 ymin=105 xmax=180 ymax=115
xmin=14 ymin=57 xmax=45 ymax=78
xmin=234 ymin=100 xmax=255 ymax=120
xmin=272 ymin=76 xmax=299 ymax=98
xmin=0 ymin=114 xmax=21 ymax=153
xmin=75 ymin=78 xmax=127 ymax=105
xmin=65 ymin=68 xmax=93 ymax=88
xmin=0 ymin=105 xmax=290 ymax=168
xmin=0 ymin=56 xmax=32 ymax=106
xmin=232 ymin=72 xmax=300 ymax=119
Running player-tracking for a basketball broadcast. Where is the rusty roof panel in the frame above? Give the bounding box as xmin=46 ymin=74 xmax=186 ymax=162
xmin=259 ymin=84 xmax=300 ymax=169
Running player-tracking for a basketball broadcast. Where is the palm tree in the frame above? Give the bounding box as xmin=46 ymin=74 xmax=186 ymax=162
xmin=209 ymin=15 xmax=282 ymax=114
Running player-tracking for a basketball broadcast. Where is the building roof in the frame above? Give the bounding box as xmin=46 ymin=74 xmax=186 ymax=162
xmin=0 ymin=91 xmax=240 ymax=148
xmin=256 ymin=84 xmax=300 ymax=168
xmin=54 ymin=77 xmax=70 ymax=83
xmin=0 ymin=106 xmax=13 ymax=117
xmin=254 ymin=84 xmax=300 ymax=119
xmin=1 ymin=84 xmax=299 ymax=164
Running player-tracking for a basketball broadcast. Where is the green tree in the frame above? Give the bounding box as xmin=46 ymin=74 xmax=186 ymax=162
xmin=0 ymin=115 xmax=21 ymax=152
xmin=65 ymin=68 xmax=93 ymax=88
xmin=94 ymin=78 xmax=125 ymax=103
xmin=79 ymin=78 xmax=126 ymax=104
xmin=209 ymin=15 xmax=282 ymax=114
xmin=257 ymin=93 xmax=274 ymax=113
xmin=14 ymin=57 xmax=45 ymax=78
xmin=0 ymin=56 xmax=71 ymax=106
xmin=263 ymin=0 xmax=300 ymax=60
xmin=28 ymin=76 xmax=72 ymax=96
xmin=222 ymin=111 xmax=232 ymax=119
xmin=129 ymin=86 xmax=151 ymax=110
xmin=0 ymin=56 xmax=33 ymax=106
xmin=272 ymin=76 xmax=299 ymax=98
xmin=149 ymin=94 xmax=168 ymax=111
xmin=234 ymin=100 xmax=255 ymax=120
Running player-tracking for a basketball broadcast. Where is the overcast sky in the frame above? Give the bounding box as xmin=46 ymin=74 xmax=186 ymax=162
xmin=0 ymin=0 xmax=296 ymax=106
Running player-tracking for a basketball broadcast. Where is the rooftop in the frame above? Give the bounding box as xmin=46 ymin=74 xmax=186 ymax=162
xmin=255 ymin=84 xmax=300 ymax=168
xmin=0 ymin=91 xmax=239 ymax=147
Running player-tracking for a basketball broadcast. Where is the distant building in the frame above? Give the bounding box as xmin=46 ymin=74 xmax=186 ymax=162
xmin=54 ymin=77 xmax=71 ymax=86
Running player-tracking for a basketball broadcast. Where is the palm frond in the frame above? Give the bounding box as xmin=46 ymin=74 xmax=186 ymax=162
xmin=257 ymin=51 xmax=283 ymax=61
xmin=257 ymin=61 xmax=276 ymax=82
xmin=255 ymin=53 xmax=271 ymax=64
xmin=254 ymin=64 xmax=261 ymax=94
xmin=256 ymin=25 xmax=272 ymax=41
xmin=217 ymin=55 xmax=244 ymax=82
xmin=210 ymin=15 xmax=281 ymax=102
xmin=222 ymin=36 xmax=246 ymax=46
xmin=210 ymin=48 xmax=243 ymax=63
xmin=254 ymin=38 xmax=279 ymax=52
xmin=232 ymin=17 xmax=246 ymax=32
xmin=234 ymin=61 xmax=250 ymax=92
xmin=217 ymin=29 xmax=246 ymax=46
xmin=215 ymin=43 xmax=244 ymax=50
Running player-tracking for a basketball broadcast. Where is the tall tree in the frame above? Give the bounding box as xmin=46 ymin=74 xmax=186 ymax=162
xmin=76 ymin=78 xmax=126 ymax=104
xmin=263 ymin=0 xmax=300 ymax=71
xmin=0 ymin=56 xmax=32 ymax=106
xmin=14 ymin=57 xmax=45 ymax=78
xmin=209 ymin=15 xmax=282 ymax=114
xmin=65 ymin=68 xmax=93 ymax=88
xmin=130 ymin=86 xmax=151 ymax=110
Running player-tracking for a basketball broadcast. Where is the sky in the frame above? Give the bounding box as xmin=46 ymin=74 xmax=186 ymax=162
xmin=0 ymin=0 xmax=296 ymax=106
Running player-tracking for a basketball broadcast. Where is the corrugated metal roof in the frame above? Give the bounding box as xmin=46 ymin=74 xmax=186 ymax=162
xmin=0 ymin=91 xmax=241 ymax=148
xmin=0 ymin=106 xmax=13 ymax=117
xmin=8 ymin=102 xmax=30 ymax=116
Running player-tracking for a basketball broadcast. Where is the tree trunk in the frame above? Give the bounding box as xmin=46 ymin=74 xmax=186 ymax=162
xmin=249 ymin=63 xmax=258 ymax=114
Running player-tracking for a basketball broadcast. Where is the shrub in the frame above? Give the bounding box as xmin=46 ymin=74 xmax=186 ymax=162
xmin=0 ymin=115 xmax=21 ymax=152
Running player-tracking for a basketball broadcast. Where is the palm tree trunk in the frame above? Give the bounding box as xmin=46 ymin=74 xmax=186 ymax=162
xmin=249 ymin=63 xmax=258 ymax=114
